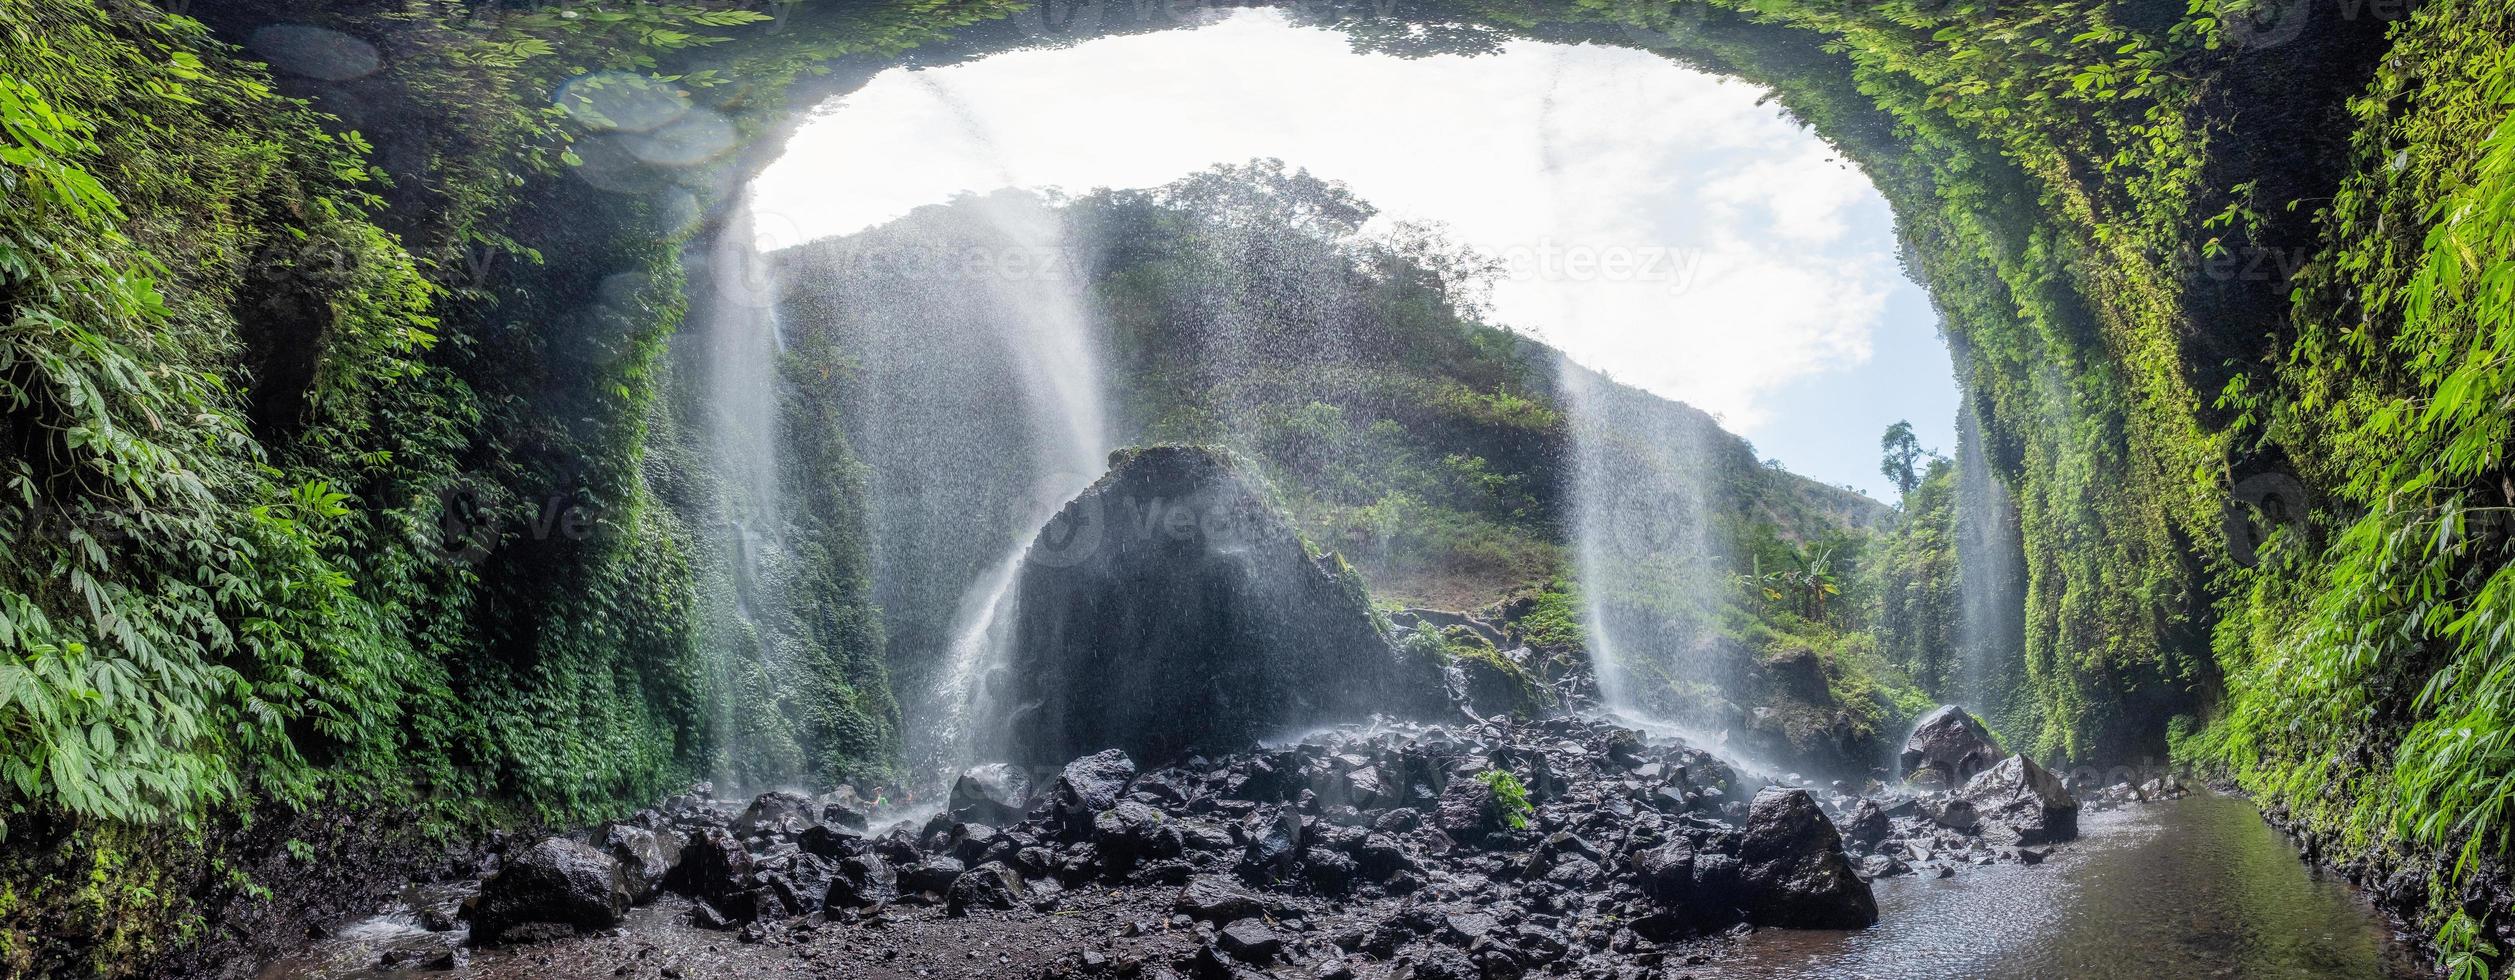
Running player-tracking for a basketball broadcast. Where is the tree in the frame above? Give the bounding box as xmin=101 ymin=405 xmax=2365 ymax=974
xmin=1880 ymin=420 xmax=1932 ymax=497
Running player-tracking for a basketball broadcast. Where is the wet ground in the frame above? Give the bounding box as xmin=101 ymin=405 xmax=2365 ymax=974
xmin=1699 ymin=792 xmax=2429 ymax=979
xmin=260 ymin=791 xmax=2427 ymax=980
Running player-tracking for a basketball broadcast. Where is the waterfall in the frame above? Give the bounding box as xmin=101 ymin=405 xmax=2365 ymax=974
xmin=1557 ymin=360 xmax=1729 ymax=720
xmin=773 ymin=187 xmax=1111 ymax=787
xmin=919 ymin=192 xmax=1111 ymax=778
xmin=693 ymin=195 xmax=796 ymax=788
xmin=1953 ymin=401 xmax=2025 ymax=723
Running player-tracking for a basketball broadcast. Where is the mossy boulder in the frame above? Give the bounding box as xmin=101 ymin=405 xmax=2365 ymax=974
xmin=994 ymin=446 xmax=1449 ymax=764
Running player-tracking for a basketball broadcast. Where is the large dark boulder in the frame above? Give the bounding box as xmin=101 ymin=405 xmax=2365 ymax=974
xmin=993 ymin=446 xmax=1449 ymax=764
xmin=733 ymin=791 xmax=818 ymax=836
xmin=1958 ymin=755 xmax=2080 ymax=844
xmin=1735 ymin=788 xmax=1877 ymax=929
xmin=1899 ymin=705 xmax=2005 ymax=786
xmin=470 ymin=838 xmax=635 ymax=945
xmin=598 ymin=823 xmax=679 ymax=902
xmin=669 ymin=827 xmax=755 ymax=907
xmin=945 ymin=862 xmax=1026 ymax=916
xmin=949 ymin=763 xmax=1034 ymax=824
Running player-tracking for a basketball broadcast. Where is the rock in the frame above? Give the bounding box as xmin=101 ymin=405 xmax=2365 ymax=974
xmin=950 ymin=763 xmax=1035 ymax=825
xmin=733 ymin=791 xmax=818 ymax=836
xmin=1051 ymin=749 xmax=1139 ymax=819
xmin=1219 ymin=918 xmax=1285 ymax=961
xmin=1337 ymin=836 xmax=1401 ymax=885
xmin=1899 ymin=705 xmax=2005 ymax=786
xmin=1958 ymin=755 xmax=2080 ymax=844
xmin=1175 ymin=874 xmax=1263 ymax=923
xmin=946 ymin=862 xmax=1025 ymax=916
xmin=469 ymin=838 xmax=634 ymax=944
xmin=1735 ymin=788 xmax=1877 ymax=929
xmin=798 ymin=824 xmax=858 ymax=860
xmin=993 ymin=447 xmax=1449 ymax=764
xmin=1932 ymin=797 xmax=1982 ymax=832
xmin=1243 ymin=808 xmax=1302 ymax=869
xmin=820 ymin=801 xmax=871 ymax=831
xmin=824 ymin=855 xmax=899 ymax=909
xmin=1435 ymin=775 xmax=1505 ymax=843
xmin=899 ymin=856 xmax=967 ymax=896
xmin=948 ymin=823 xmax=1005 ymax=864
xmin=1842 ymin=800 xmax=1891 ymax=851
xmin=1093 ymin=801 xmax=1169 ymax=864
xmin=1452 ymin=643 xmax=1549 ymax=718
xmin=669 ymin=828 xmax=754 ymax=907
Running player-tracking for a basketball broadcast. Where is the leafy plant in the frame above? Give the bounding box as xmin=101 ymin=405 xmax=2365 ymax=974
xmin=1479 ymin=769 xmax=1534 ymax=831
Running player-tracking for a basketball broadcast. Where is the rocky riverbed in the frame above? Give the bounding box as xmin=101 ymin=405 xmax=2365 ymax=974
xmin=252 ymin=706 xmax=2249 ymax=980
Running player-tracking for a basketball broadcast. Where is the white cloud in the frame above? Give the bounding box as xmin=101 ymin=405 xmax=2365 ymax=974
xmin=753 ymin=9 xmax=1919 ymax=436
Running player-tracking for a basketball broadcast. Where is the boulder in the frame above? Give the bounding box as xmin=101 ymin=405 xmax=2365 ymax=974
xmin=1175 ymin=874 xmax=1263 ymax=923
xmin=823 ymin=855 xmax=899 ymax=910
xmin=733 ymin=791 xmax=817 ymax=836
xmin=994 ymin=447 xmax=1449 ymax=764
xmin=1841 ymin=800 xmax=1891 ymax=852
xmin=1218 ymin=918 xmax=1285 ymax=961
xmin=1735 ymin=788 xmax=1878 ymax=929
xmin=1049 ymin=749 xmax=1138 ymax=819
xmin=469 ymin=838 xmax=635 ymax=944
xmin=1434 ymin=775 xmax=1505 ymax=843
xmin=598 ymin=824 xmax=676 ymax=902
xmin=1958 ymin=755 xmax=2080 ymax=844
xmin=949 ymin=763 xmax=1034 ymax=825
xmin=669 ymin=827 xmax=754 ymax=906
xmin=945 ymin=862 xmax=1025 ymax=916
xmin=1899 ymin=705 xmax=2005 ymax=786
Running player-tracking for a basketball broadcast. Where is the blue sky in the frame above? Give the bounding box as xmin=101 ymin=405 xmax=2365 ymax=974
xmin=752 ymin=9 xmax=1956 ymax=498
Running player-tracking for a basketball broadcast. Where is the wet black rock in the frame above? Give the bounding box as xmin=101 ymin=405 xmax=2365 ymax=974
xmin=1735 ymin=788 xmax=1878 ymax=929
xmin=898 ymin=856 xmax=967 ymax=897
xmin=1218 ymin=918 xmax=1284 ymax=961
xmin=1842 ymin=800 xmax=1891 ymax=852
xmin=1958 ymin=755 xmax=2080 ymax=844
xmin=1434 ymin=774 xmax=1505 ymax=843
xmin=599 ymin=823 xmax=679 ymax=903
xmin=824 ymin=854 xmax=899 ymax=910
xmin=994 ymin=446 xmax=1450 ymax=764
xmin=1175 ymin=875 xmax=1263 ymax=923
xmin=946 ymin=862 xmax=1025 ymax=916
xmin=669 ymin=827 xmax=754 ymax=908
xmin=469 ymin=838 xmax=634 ymax=945
xmin=733 ymin=791 xmax=818 ymax=838
xmin=1900 ymin=705 xmax=2005 ymax=786
xmin=950 ymin=763 xmax=1035 ymax=824
xmin=1050 ymin=749 xmax=1139 ymax=822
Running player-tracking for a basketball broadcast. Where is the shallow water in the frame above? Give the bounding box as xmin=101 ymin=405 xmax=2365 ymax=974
xmin=1702 ymin=791 xmax=2427 ymax=979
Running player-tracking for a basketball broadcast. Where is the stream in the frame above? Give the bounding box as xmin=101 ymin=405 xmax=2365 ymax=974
xmin=1706 ymin=791 xmax=2426 ymax=979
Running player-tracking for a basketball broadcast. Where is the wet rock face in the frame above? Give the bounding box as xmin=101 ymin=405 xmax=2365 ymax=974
xmin=1735 ymin=788 xmax=1879 ymax=929
xmin=469 ymin=838 xmax=634 ymax=944
xmin=948 ymin=763 xmax=1033 ymax=824
xmin=995 ymin=446 xmax=1449 ymax=764
xmin=1958 ymin=755 xmax=2081 ymax=844
xmin=1900 ymin=705 xmax=2006 ymax=785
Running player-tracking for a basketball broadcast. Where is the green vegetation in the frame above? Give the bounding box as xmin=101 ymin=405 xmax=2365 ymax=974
xmin=5 ymin=0 xmax=2513 ymax=974
xmin=1871 ymin=460 xmax=1961 ymax=694
xmin=1479 ymin=769 xmax=1534 ymax=831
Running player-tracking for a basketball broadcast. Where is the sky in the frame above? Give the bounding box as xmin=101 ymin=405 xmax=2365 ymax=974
xmin=751 ymin=9 xmax=1957 ymax=498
